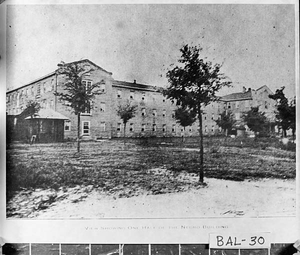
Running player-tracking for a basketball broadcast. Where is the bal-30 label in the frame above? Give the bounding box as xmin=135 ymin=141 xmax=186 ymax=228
xmin=210 ymin=233 xmax=271 ymax=249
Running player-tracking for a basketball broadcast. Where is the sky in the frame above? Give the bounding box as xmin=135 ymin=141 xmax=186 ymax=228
xmin=6 ymin=3 xmax=297 ymax=98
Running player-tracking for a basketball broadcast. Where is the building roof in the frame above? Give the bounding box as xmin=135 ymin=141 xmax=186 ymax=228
xmin=7 ymin=72 xmax=56 ymax=94
xmin=63 ymin=59 xmax=113 ymax=75
xmin=25 ymin=108 xmax=69 ymax=120
xmin=112 ymin=80 xmax=161 ymax=92
xmin=6 ymin=59 xmax=112 ymax=94
xmin=220 ymin=90 xmax=252 ymax=102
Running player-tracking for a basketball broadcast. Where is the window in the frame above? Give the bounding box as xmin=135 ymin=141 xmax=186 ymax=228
xmin=162 ymin=110 xmax=166 ymax=117
xmin=100 ymin=81 xmax=105 ymax=92
xmin=117 ymin=90 xmax=122 ymax=98
xmin=82 ymin=102 xmax=91 ymax=115
xmin=172 ymin=124 xmax=176 ymax=133
xmin=212 ymin=125 xmax=215 ymax=132
xmin=42 ymin=100 xmax=46 ymax=108
xmin=129 ymin=123 xmax=134 ymax=132
xmin=141 ymin=108 xmax=146 ymax=117
xmin=100 ymin=102 xmax=105 ymax=112
xmin=16 ymin=93 xmax=20 ymax=107
xmin=163 ymin=99 xmax=165 ymax=102
xmin=141 ymin=124 xmax=146 ymax=132
xmin=227 ymin=103 xmax=231 ymax=109
xmin=31 ymin=86 xmax=35 ymax=96
xmin=51 ymin=79 xmax=55 ymax=91
xmin=171 ymin=113 xmax=175 ymax=118
xmin=212 ymin=114 xmax=214 ymax=120
xmin=153 ymin=109 xmax=157 ymax=117
xmin=117 ymin=123 xmax=121 ymax=132
xmin=100 ymin=122 xmax=106 ymax=131
xmin=205 ymin=125 xmax=208 ymax=133
xmin=153 ymin=124 xmax=157 ymax=132
xmin=50 ymin=100 xmax=54 ymax=109
xmin=130 ymin=91 xmax=134 ymax=99
xmin=82 ymin=80 xmax=92 ymax=95
xmin=82 ymin=121 xmax=90 ymax=135
xmin=141 ymin=93 xmax=145 ymax=100
xmin=64 ymin=120 xmax=71 ymax=131
xmin=162 ymin=124 xmax=166 ymax=132
xmin=204 ymin=116 xmax=207 ymax=120
xmin=43 ymin=82 xmax=47 ymax=93
xmin=36 ymin=83 xmax=41 ymax=96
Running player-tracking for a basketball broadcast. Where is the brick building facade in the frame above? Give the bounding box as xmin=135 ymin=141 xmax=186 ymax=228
xmin=6 ymin=59 xmax=277 ymax=141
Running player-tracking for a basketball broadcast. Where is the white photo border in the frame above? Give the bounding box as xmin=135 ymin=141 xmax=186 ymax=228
xmin=0 ymin=0 xmax=299 ymax=245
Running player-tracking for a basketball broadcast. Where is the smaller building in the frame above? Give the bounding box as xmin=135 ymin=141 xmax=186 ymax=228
xmin=10 ymin=109 xmax=69 ymax=143
xmin=218 ymin=85 xmax=277 ymax=136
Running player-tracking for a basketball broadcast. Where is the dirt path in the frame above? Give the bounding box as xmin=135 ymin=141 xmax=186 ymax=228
xmin=32 ymin=178 xmax=295 ymax=219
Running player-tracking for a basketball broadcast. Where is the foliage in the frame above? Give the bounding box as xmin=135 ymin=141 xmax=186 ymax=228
xmin=19 ymin=100 xmax=41 ymax=119
xmin=243 ymin=107 xmax=269 ymax=135
xmin=54 ymin=61 xmax=102 ymax=115
xmin=174 ymin=106 xmax=197 ymax=129
xmin=164 ymin=44 xmax=231 ymax=182
xmin=117 ymin=100 xmax=138 ymax=137
xmin=269 ymin=87 xmax=296 ymax=138
xmin=54 ymin=61 xmax=103 ymax=152
xmin=215 ymin=110 xmax=236 ymax=135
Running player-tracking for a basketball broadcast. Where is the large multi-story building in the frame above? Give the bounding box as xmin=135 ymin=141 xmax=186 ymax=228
xmin=6 ymin=59 xmax=277 ymax=142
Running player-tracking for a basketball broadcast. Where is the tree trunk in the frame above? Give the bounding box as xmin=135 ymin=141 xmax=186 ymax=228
xmin=123 ymin=123 xmax=126 ymax=138
xmin=198 ymin=110 xmax=204 ymax=183
xmin=282 ymin=128 xmax=287 ymax=138
xmin=292 ymin=128 xmax=295 ymax=142
xmin=123 ymin=122 xmax=126 ymax=144
xmin=77 ymin=113 xmax=81 ymax=153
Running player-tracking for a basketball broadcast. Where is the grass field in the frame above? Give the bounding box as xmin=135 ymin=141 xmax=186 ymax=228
xmin=6 ymin=136 xmax=296 ymax=205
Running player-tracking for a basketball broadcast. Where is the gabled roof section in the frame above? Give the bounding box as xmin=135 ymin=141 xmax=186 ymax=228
xmin=220 ymin=90 xmax=252 ymax=102
xmin=63 ymin=59 xmax=112 ymax=75
xmin=112 ymin=80 xmax=161 ymax=92
xmin=255 ymin=85 xmax=273 ymax=94
xmin=6 ymin=59 xmax=112 ymax=94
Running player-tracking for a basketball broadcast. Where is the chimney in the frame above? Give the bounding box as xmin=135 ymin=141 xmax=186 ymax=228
xmin=242 ymin=86 xmax=246 ymax=93
xmin=133 ymin=80 xmax=136 ymax=84
xmin=248 ymin=88 xmax=251 ymax=92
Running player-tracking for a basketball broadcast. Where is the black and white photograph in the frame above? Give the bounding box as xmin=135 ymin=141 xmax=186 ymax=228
xmin=4 ymin=3 xmax=297 ymax=221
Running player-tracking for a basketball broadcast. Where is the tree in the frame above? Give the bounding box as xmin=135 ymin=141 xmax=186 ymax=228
xmin=164 ymin=44 xmax=232 ymax=182
xmin=215 ymin=110 xmax=236 ymax=136
xmin=174 ymin=106 xmax=197 ymax=141
xmin=243 ymin=107 xmax=269 ymax=136
xmin=117 ymin=101 xmax=138 ymax=138
xmin=20 ymin=100 xmax=41 ymax=119
xmin=54 ymin=61 xmax=102 ymax=153
xmin=269 ymin=87 xmax=296 ymax=138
